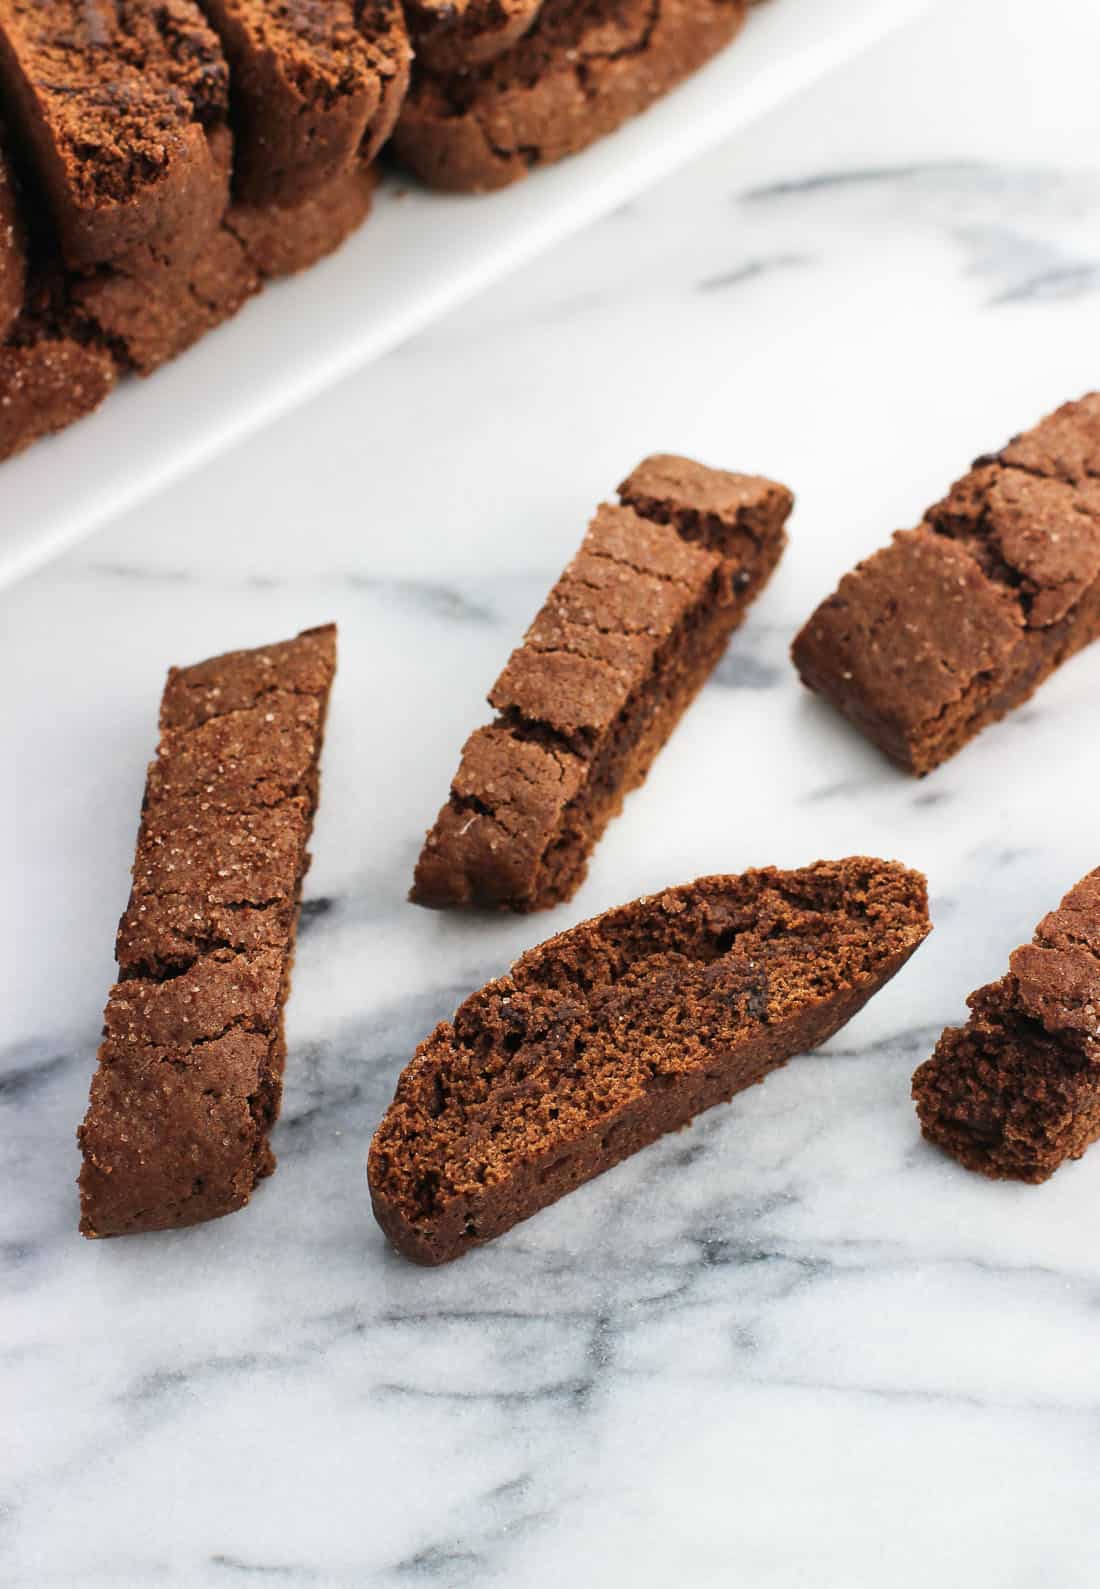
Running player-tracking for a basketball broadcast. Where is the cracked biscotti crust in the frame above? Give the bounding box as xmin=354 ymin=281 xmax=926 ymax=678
xmin=914 ymin=868 xmax=1100 ymax=1182
xmin=0 ymin=0 xmax=230 ymax=268
xmin=792 ymin=394 xmax=1100 ymax=776
xmin=372 ymin=859 xmax=931 ymax=1264
xmin=0 ymin=337 xmax=115 ymax=462
xmin=412 ymin=454 xmax=792 ymax=912
xmin=392 ymin=0 xmax=747 ymax=192
xmin=403 ymin=0 xmax=543 ymax=73
xmin=77 ymin=625 xmax=336 ymax=1238
xmin=197 ymin=0 xmax=409 ymax=205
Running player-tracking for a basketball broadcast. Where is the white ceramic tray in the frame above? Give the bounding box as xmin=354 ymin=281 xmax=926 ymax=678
xmin=0 ymin=0 xmax=933 ymax=588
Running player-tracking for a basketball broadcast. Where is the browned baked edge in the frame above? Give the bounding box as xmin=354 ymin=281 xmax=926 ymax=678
xmin=792 ymin=394 xmax=1100 ymax=776
xmin=913 ymin=867 xmax=1100 ymax=1182
xmin=372 ymin=859 xmax=931 ymax=1263
xmin=77 ymin=625 xmax=337 ymax=1237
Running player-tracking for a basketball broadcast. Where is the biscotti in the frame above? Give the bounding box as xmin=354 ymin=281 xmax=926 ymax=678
xmin=0 ymin=0 xmax=230 ymax=268
xmin=792 ymin=394 xmax=1100 ymax=776
xmin=78 ymin=625 xmax=336 ymax=1237
xmin=392 ymin=0 xmax=747 ymax=192
xmin=197 ymin=0 xmax=409 ymax=205
xmin=0 ymin=337 xmax=115 ymax=462
xmin=403 ymin=0 xmax=543 ymax=72
xmin=412 ymin=455 xmax=792 ymax=912
xmin=371 ymin=859 xmax=931 ymax=1264
xmin=913 ymin=868 xmax=1100 ymax=1183
xmin=0 ymin=127 xmax=24 ymax=337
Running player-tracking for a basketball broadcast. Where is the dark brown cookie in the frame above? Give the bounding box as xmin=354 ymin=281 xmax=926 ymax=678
xmin=0 ymin=0 xmax=230 ymax=268
xmin=392 ymin=0 xmax=747 ymax=191
xmin=371 ymin=859 xmax=931 ymax=1264
xmin=913 ymin=868 xmax=1100 ymax=1182
xmin=0 ymin=336 xmax=115 ymax=462
xmin=197 ymin=0 xmax=409 ymax=205
xmin=0 ymin=124 xmax=25 ymax=337
xmin=792 ymin=394 xmax=1100 ymax=776
xmin=78 ymin=625 xmax=337 ymax=1238
xmin=412 ymin=455 xmax=792 ymax=912
xmin=403 ymin=0 xmax=542 ymax=72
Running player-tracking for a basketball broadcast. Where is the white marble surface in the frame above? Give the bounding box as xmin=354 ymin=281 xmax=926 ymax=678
xmin=5 ymin=1 xmax=1100 ymax=1582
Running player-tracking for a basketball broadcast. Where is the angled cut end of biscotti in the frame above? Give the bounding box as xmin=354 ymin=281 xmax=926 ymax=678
xmin=372 ymin=858 xmax=931 ymax=1264
xmin=77 ymin=625 xmax=337 ymax=1237
xmin=792 ymin=394 xmax=1100 ymax=776
xmin=393 ymin=0 xmax=747 ymax=192
xmin=0 ymin=0 xmax=230 ymax=267
xmin=196 ymin=0 xmax=409 ymax=204
xmin=913 ymin=867 xmax=1100 ymax=1183
xmin=411 ymin=455 xmax=793 ymax=913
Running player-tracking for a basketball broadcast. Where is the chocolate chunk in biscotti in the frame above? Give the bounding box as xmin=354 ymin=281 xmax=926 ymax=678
xmin=412 ymin=455 xmax=793 ymax=913
xmin=0 ymin=336 xmax=115 ymax=462
xmin=372 ymin=859 xmax=931 ymax=1264
xmin=196 ymin=0 xmax=409 ymax=205
xmin=403 ymin=0 xmax=543 ymax=73
xmin=78 ymin=625 xmax=337 ymax=1238
xmin=0 ymin=0 xmax=230 ymax=268
xmin=914 ymin=868 xmax=1100 ymax=1183
xmin=0 ymin=125 xmax=25 ymax=337
xmin=792 ymin=394 xmax=1100 ymax=776
xmin=392 ymin=0 xmax=747 ymax=192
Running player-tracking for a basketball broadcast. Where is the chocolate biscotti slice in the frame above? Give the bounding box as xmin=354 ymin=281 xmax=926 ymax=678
xmin=393 ymin=0 xmax=747 ymax=192
xmin=0 ymin=0 xmax=230 ymax=268
xmin=372 ymin=859 xmax=931 ymax=1263
xmin=404 ymin=0 xmax=542 ymax=72
xmin=78 ymin=625 xmax=336 ymax=1237
xmin=412 ymin=456 xmax=792 ymax=913
xmin=197 ymin=0 xmax=409 ymax=205
xmin=792 ymin=394 xmax=1100 ymax=776
xmin=0 ymin=337 xmax=115 ymax=462
xmin=914 ymin=868 xmax=1100 ymax=1183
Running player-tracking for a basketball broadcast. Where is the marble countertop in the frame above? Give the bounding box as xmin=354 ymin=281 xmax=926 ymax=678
xmin=6 ymin=0 xmax=1100 ymax=1582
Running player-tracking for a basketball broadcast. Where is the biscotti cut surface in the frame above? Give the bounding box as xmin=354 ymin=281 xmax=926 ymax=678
xmin=0 ymin=0 xmax=229 ymax=267
xmin=792 ymin=394 xmax=1100 ymax=776
xmin=371 ymin=859 xmax=931 ymax=1264
xmin=393 ymin=0 xmax=746 ymax=191
xmin=77 ymin=625 xmax=336 ymax=1237
xmin=412 ymin=454 xmax=792 ymax=913
xmin=914 ymin=868 xmax=1100 ymax=1183
xmin=196 ymin=0 xmax=408 ymax=204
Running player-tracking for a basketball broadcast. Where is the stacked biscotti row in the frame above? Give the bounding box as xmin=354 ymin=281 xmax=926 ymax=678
xmin=0 ymin=0 xmax=412 ymax=462
xmin=0 ymin=0 xmax=752 ymax=463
